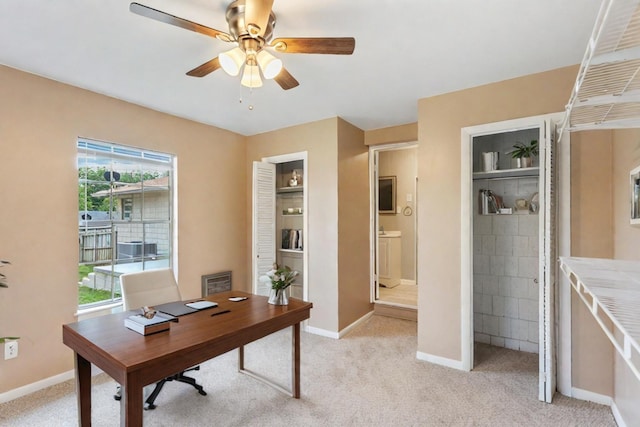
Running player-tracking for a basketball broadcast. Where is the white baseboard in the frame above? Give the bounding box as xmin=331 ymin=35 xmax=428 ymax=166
xmin=0 ymin=370 xmax=75 ymax=404
xmin=304 ymin=325 xmax=339 ymax=339
xmin=305 ymin=311 xmax=374 ymax=340
xmin=570 ymin=390 xmax=627 ymax=427
xmin=570 ymin=387 xmax=612 ymax=406
xmin=338 ymin=311 xmax=374 ymax=338
xmin=611 ymin=400 xmax=627 ymax=427
xmin=416 ymin=351 xmax=464 ymax=371
xmin=400 ymin=279 xmax=416 ymax=286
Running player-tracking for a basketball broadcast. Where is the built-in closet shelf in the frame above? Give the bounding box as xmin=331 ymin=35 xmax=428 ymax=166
xmin=282 ymin=214 xmax=303 ymax=217
xmin=473 ymin=167 xmax=539 ymax=180
xmin=279 ymin=249 xmax=303 ymax=254
xmin=559 ymin=257 xmax=640 ymax=382
xmin=277 ymin=186 xmax=304 ymax=194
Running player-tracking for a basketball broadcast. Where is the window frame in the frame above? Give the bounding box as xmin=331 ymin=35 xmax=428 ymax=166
xmin=77 ymin=138 xmax=175 ymax=309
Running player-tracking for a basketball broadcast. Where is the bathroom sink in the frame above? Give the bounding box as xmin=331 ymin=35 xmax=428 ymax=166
xmin=378 ymin=230 xmax=401 ymax=237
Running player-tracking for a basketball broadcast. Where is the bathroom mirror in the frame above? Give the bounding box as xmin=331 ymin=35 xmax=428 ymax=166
xmin=378 ymin=176 xmax=396 ymax=214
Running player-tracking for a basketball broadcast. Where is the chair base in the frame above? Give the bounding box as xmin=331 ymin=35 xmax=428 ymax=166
xmin=114 ymin=366 xmax=206 ymax=410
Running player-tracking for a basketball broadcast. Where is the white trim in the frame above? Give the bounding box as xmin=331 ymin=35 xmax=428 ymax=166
xmin=557 ymin=127 xmax=573 ymax=396
xmin=611 ymin=400 xmax=628 ymax=427
xmin=305 ymin=311 xmax=375 ymax=340
xmin=0 ymin=370 xmax=75 ymax=404
xmin=304 ymin=325 xmax=339 ymax=339
xmin=460 ymin=113 xmax=569 ymax=383
xmin=400 ymin=279 xmax=416 ymax=286
xmin=416 ymin=351 xmax=464 ymax=371
xmin=258 ymin=152 xmax=309 ymax=301
xmin=460 ymin=126 xmax=473 ymax=372
xmin=338 ymin=311 xmax=375 ymax=338
xmin=369 ymin=142 xmax=418 ymax=305
xmin=570 ymin=387 xmax=612 ymax=406
xmin=75 ymin=301 xmax=122 ymax=318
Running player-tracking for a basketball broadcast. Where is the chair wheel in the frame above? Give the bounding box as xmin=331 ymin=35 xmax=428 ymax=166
xmin=144 ymin=403 xmax=156 ymax=410
xmin=114 ymin=394 xmax=121 ymax=401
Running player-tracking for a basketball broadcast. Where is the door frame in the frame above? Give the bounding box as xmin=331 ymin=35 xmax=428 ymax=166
xmin=369 ymin=142 xmax=418 ymax=305
xmin=254 ymin=151 xmax=309 ymax=301
xmin=459 ymin=113 xmax=571 ymax=397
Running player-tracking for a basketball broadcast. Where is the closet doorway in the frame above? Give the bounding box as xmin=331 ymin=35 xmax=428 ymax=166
xmin=369 ymin=143 xmax=418 ymax=308
xmin=460 ymin=113 xmax=570 ymax=403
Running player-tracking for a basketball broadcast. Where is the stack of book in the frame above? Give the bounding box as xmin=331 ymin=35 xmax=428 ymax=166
xmin=281 ymin=229 xmax=303 ymax=250
xmin=124 ymin=314 xmax=171 ymax=335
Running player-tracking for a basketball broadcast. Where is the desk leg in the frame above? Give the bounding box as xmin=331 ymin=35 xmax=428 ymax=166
xmin=75 ymin=352 xmax=92 ymax=427
xmin=237 ymin=324 xmax=301 ymax=398
xmin=238 ymin=345 xmax=244 ymax=371
xmin=120 ymin=379 xmax=144 ymax=427
xmin=292 ymin=322 xmax=300 ymax=398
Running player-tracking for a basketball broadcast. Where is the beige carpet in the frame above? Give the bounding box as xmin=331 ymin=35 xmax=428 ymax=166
xmin=0 ymin=315 xmax=614 ymax=426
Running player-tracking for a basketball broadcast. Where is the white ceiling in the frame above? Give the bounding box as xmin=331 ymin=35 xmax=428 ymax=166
xmin=0 ymin=0 xmax=603 ymax=136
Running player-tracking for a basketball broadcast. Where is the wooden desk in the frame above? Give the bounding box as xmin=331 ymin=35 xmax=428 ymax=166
xmin=62 ymin=291 xmax=312 ymax=426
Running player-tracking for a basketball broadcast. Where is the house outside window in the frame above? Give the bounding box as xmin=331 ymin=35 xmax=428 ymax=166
xmin=77 ymin=138 xmax=174 ymax=308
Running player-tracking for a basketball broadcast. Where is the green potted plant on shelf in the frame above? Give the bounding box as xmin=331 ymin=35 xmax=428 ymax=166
xmin=1 ymin=260 xmax=19 ymax=344
xmin=508 ymin=139 xmax=538 ymax=168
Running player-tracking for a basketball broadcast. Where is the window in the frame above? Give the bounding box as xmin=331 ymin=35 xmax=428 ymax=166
xmin=77 ymin=138 xmax=174 ymax=308
xmin=122 ymin=198 xmax=133 ymax=220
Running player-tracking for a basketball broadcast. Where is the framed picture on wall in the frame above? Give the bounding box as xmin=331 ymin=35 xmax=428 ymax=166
xmin=378 ymin=176 xmax=396 ymax=214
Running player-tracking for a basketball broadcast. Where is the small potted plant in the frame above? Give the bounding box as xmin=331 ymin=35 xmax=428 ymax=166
xmin=0 ymin=260 xmax=19 ymax=344
xmin=260 ymin=263 xmax=298 ymax=305
xmin=508 ymin=139 xmax=538 ymax=168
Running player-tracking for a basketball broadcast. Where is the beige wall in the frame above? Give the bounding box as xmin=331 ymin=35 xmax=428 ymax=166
xmin=569 ymin=131 xmax=615 ymax=396
xmin=417 ymin=66 xmax=579 ymax=361
xmin=612 ymin=129 xmax=640 ymax=259
xmin=246 ymin=118 xmax=371 ymax=334
xmin=0 ymin=65 xmax=247 ymax=393
xmin=570 ymin=131 xmax=614 ymax=258
xmin=337 ymin=119 xmax=370 ymax=330
xmin=611 ymin=128 xmax=640 ymax=422
xmin=247 ymin=119 xmax=341 ymax=332
xmin=365 ymin=123 xmax=417 ymax=146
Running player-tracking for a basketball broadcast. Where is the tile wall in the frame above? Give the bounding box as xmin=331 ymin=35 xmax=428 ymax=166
xmin=473 ymin=177 xmax=539 ymax=353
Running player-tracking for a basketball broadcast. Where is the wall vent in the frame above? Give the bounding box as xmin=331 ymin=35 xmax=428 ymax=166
xmin=201 ymin=271 xmax=232 ymax=296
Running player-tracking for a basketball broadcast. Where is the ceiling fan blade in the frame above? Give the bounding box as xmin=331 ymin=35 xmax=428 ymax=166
xmin=271 ymin=37 xmax=355 ymax=55
xmin=186 ymin=58 xmax=221 ymax=77
xmin=274 ymin=67 xmax=299 ymax=90
xmin=244 ymin=0 xmax=274 ymax=37
xmin=130 ymin=2 xmax=233 ymax=42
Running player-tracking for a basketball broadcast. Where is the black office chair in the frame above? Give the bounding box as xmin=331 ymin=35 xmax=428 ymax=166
xmin=114 ymin=268 xmax=206 ymax=409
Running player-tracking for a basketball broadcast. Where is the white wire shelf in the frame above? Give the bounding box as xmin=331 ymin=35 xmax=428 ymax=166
xmin=559 ymin=257 xmax=640 ymax=381
xmin=560 ymin=0 xmax=640 ymax=137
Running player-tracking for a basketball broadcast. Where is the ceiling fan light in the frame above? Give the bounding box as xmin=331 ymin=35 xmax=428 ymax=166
xmin=256 ymin=50 xmax=283 ymax=79
xmin=241 ymin=64 xmax=263 ymax=88
xmin=219 ymin=47 xmax=246 ymax=76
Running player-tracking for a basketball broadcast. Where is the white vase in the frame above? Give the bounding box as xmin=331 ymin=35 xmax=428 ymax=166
xmin=515 ymin=157 xmax=532 ymax=168
xmin=268 ymin=288 xmax=289 ymax=305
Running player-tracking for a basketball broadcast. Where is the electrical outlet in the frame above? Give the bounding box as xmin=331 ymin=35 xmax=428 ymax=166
xmin=4 ymin=341 xmax=18 ymax=360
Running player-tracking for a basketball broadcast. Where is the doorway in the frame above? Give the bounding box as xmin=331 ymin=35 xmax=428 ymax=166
xmin=252 ymin=152 xmax=308 ymax=301
xmin=460 ymin=113 xmax=570 ymax=403
xmin=370 ymin=143 xmax=418 ymax=308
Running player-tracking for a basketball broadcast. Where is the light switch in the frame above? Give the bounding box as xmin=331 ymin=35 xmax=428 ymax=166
xmin=406 ymin=193 xmax=413 ymax=202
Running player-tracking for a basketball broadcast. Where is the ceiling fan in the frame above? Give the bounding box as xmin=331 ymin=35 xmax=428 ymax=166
xmin=130 ymin=1 xmax=356 ymax=90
